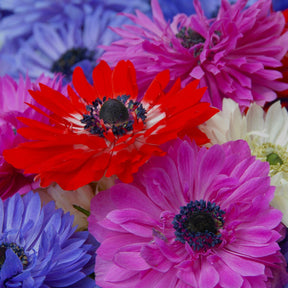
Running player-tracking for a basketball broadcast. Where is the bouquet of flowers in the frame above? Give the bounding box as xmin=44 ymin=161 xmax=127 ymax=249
xmin=1 ymin=0 xmax=288 ymax=287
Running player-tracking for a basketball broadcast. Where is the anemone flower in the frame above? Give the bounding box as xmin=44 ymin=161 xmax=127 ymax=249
xmin=200 ymin=99 xmax=288 ymax=227
xmin=0 ymin=191 xmax=98 ymax=287
xmin=0 ymin=0 xmax=150 ymax=39
xmin=3 ymin=60 xmax=217 ymax=190
xmin=37 ymin=175 xmax=116 ymax=231
xmin=88 ymin=138 xmax=287 ymax=287
xmin=0 ymin=0 xmax=84 ymax=39
xmin=16 ymin=5 xmax=132 ymax=84
xmin=1 ymin=1 xmax=151 ymax=82
xmin=102 ymin=0 xmax=288 ymax=110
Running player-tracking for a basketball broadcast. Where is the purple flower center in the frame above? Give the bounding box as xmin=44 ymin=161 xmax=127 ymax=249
xmin=176 ymin=27 xmax=205 ymax=49
xmin=81 ymin=95 xmax=147 ymax=137
xmin=0 ymin=243 xmax=28 ymax=268
xmin=173 ymin=200 xmax=225 ymax=252
xmin=51 ymin=48 xmax=95 ymax=77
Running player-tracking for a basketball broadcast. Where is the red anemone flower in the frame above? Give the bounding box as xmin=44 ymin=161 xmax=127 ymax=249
xmin=4 ymin=60 xmax=217 ymax=190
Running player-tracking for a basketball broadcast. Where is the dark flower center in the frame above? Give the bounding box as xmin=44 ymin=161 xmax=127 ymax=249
xmin=0 ymin=243 xmax=28 ymax=269
xmin=0 ymin=9 xmax=13 ymax=18
xmin=81 ymin=95 xmax=147 ymax=137
xmin=173 ymin=200 xmax=225 ymax=252
xmin=176 ymin=27 xmax=205 ymax=49
xmin=99 ymin=99 xmax=129 ymax=125
xmin=51 ymin=47 xmax=95 ymax=76
xmin=266 ymin=152 xmax=283 ymax=166
xmin=186 ymin=212 xmax=217 ymax=234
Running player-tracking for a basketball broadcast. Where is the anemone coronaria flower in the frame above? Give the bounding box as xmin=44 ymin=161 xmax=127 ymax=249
xmin=88 ymin=138 xmax=287 ymax=287
xmin=200 ymin=99 xmax=288 ymax=227
xmin=4 ymin=60 xmax=217 ymax=190
xmin=0 ymin=191 xmax=97 ymax=287
xmin=102 ymin=0 xmax=288 ymax=110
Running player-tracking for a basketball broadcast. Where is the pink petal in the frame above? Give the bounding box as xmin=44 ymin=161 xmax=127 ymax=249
xmin=141 ymin=244 xmax=172 ymax=272
xmin=97 ymin=234 xmax=146 ymax=260
xmin=215 ymin=249 xmax=265 ymax=276
xmin=110 ymin=183 xmax=161 ymax=218
xmin=199 ymin=259 xmax=220 ymax=288
xmin=114 ymin=251 xmax=150 ymax=271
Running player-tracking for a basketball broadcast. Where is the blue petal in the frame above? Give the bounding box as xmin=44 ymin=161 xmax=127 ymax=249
xmin=0 ymin=248 xmax=23 ymax=282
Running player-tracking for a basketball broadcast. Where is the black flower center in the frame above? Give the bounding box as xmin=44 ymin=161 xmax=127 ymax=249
xmin=186 ymin=212 xmax=217 ymax=234
xmin=173 ymin=200 xmax=225 ymax=252
xmin=266 ymin=152 xmax=283 ymax=166
xmin=0 ymin=9 xmax=13 ymax=18
xmin=176 ymin=27 xmax=205 ymax=49
xmin=0 ymin=243 xmax=28 ymax=269
xmin=51 ymin=47 xmax=95 ymax=76
xmin=99 ymin=99 xmax=129 ymax=125
xmin=81 ymin=95 xmax=147 ymax=137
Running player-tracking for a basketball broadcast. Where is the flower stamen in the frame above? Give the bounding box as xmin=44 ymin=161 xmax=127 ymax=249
xmin=173 ymin=200 xmax=225 ymax=252
xmin=81 ymin=95 xmax=147 ymax=137
xmin=251 ymin=142 xmax=288 ymax=177
xmin=0 ymin=243 xmax=28 ymax=269
xmin=51 ymin=48 xmax=95 ymax=76
xmin=176 ymin=27 xmax=205 ymax=49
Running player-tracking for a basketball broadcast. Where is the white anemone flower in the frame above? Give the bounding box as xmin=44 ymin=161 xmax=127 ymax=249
xmin=200 ymin=99 xmax=288 ymax=226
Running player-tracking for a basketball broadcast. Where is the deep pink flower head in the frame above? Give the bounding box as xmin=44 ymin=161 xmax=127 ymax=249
xmin=0 ymin=74 xmax=66 ymax=199
xmin=0 ymin=74 xmax=65 ymax=128
xmin=89 ymin=139 xmax=287 ymax=287
xmin=102 ymin=0 xmax=288 ymax=110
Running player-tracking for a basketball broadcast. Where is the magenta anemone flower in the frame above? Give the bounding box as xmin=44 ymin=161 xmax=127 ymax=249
xmin=0 ymin=74 xmax=65 ymax=128
xmin=88 ymin=139 xmax=287 ymax=287
xmin=102 ymin=0 xmax=288 ymax=110
xmin=0 ymin=74 xmax=65 ymax=199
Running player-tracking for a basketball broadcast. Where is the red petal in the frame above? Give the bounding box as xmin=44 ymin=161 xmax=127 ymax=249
xmin=3 ymin=145 xmax=70 ymax=173
xmin=178 ymin=127 xmax=210 ymax=145
xmin=38 ymin=151 xmax=111 ymax=190
xmin=72 ymin=66 xmax=97 ymax=103
xmin=29 ymin=85 xmax=77 ymax=118
xmin=67 ymin=85 xmax=86 ymax=113
xmin=17 ymin=118 xmax=64 ymax=140
xmin=92 ymin=60 xmax=113 ymax=99
xmin=112 ymin=60 xmax=138 ymax=100
xmin=163 ymin=80 xmax=205 ymax=111
xmin=142 ymin=70 xmax=170 ymax=104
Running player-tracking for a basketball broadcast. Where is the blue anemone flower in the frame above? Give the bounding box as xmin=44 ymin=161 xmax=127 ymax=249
xmin=0 ymin=191 xmax=98 ymax=287
xmin=0 ymin=0 xmax=151 ymax=80
xmin=0 ymin=0 xmax=150 ymax=40
xmin=15 ymin=5 xmax=137 ymax=84
xmin=0 ymin=0 xmax=85 ymax=39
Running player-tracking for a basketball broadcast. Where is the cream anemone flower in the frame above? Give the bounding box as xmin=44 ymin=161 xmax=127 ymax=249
xmin=200 ymin=99 xmax=288 ymax=226
xmin=37 ymin=176 xmax=116 ymax=230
